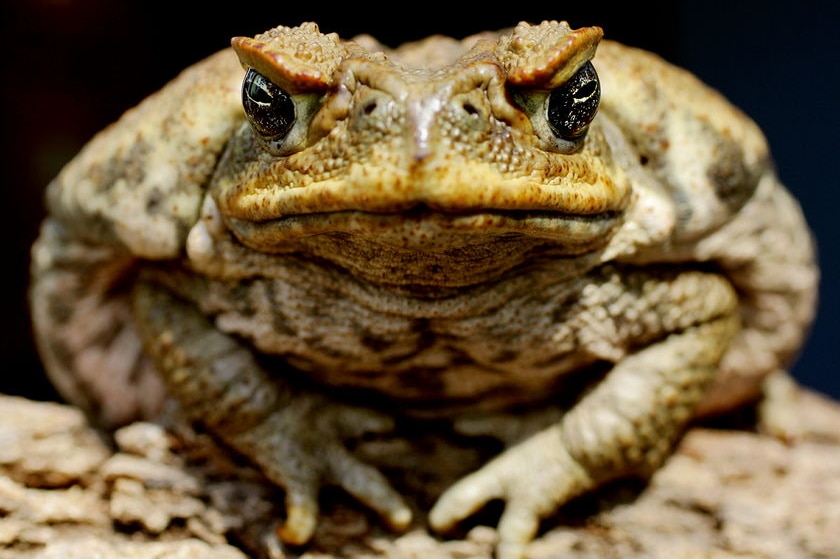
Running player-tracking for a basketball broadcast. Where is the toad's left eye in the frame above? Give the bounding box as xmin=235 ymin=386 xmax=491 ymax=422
xmin=242 ymin=68 xmax=295 ymax=139
xmin=546 ymin=61 xmax=600 ymax=142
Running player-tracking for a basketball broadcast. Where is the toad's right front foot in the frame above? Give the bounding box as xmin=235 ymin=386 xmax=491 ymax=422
xmin=230 ymin=398 xmax=413 ymax=545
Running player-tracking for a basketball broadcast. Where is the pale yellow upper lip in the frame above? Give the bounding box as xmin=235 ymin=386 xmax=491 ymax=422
xmin=220 ymin=156 xmax=630 ymax=223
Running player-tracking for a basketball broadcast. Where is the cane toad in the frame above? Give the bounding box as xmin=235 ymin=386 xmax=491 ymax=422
xmin=29 ymin=21 xmax=818 ymax=559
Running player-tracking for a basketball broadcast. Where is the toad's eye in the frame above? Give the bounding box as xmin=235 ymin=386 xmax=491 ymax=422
xmin=546 ymin=61 xmax=600 ymax=142
xmin=242 ymin=68 xmax=295 ymax=139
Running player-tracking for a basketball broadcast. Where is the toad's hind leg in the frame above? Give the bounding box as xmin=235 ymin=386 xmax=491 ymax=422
xmin=29 ymin=220 xmax=166 ymax=426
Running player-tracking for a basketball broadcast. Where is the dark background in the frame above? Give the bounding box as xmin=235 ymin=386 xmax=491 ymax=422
xmin=2 ymin=1 xmax=837 ymax=403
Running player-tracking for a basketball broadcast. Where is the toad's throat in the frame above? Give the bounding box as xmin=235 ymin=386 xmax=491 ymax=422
xmin=223 ymin=208 xmax=620 ymax=290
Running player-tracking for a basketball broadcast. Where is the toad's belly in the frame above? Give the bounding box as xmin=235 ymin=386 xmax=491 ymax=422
xmin=172 ymin=259 xmax=643 ymax=415
xmin=273 ymin=317 xmax=601 ymax=414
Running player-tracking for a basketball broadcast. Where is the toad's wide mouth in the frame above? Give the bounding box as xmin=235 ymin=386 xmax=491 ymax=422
xmin=224 ymin=205 xmax=623 ymax=253
xmin=215 ymin=148 xmax=632 ymax=255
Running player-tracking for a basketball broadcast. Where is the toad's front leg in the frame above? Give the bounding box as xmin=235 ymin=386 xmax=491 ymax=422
xmin=430 ymin=270 xmax=740 ymax=559
xmin=131 ymin=279 xmax=412 ymax=545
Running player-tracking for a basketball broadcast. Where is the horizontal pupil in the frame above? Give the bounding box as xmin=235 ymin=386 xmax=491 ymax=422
xmin=575 ymin=81 xmax=597 ymax=100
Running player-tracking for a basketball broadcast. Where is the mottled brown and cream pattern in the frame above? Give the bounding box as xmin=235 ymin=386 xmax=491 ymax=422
xmin=30 ymin=20 xmax=817 ymax=559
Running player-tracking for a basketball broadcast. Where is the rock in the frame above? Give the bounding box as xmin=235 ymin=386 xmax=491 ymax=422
xmin=0 ymin=390 xmax=838 ymax=559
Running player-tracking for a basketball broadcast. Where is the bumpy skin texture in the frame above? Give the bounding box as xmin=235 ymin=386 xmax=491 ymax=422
xmin=30 ymin=21 xmax=817 ymax=559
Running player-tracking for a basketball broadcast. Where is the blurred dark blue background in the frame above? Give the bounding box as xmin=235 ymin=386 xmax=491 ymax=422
xmin=2 ymin=1 xmax=836 ymax=402
xmin=674 ymin=2 xmax=838 ymax=403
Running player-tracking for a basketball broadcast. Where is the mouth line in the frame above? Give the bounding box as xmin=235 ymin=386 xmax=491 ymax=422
xmin=226 ymin=206 xmax=622 ymax=250
xmin=249 ymin=205 xmax=621 ymax=229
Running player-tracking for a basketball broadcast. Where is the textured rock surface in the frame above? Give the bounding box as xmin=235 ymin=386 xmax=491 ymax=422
xmin=0 ymin=389 xmax=838 ymax=559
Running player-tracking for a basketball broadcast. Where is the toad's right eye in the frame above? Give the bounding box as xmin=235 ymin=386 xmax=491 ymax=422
xmin=242 ymin=68 xmax=295 ymax=139
xmin=545 ymin=61 xmax=600 ymax=148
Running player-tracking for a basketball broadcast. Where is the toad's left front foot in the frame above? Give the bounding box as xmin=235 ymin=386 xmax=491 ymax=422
xmin=431 ymin=313 xmax=738 ymax=559
xmin=429 ymin=425 xmax=590 ymax=559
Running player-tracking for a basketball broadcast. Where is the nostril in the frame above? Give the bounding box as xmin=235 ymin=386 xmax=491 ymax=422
xmin=362 ymin=100 xmax=378 ymax=115
xmin=451 ymin=97 xmax=490 ymax=133
xmin=462 ymin=102 xmax=480 ymax=117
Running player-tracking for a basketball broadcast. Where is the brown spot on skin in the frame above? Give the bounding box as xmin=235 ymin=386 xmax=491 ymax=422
xmin=707 ymin=139 xmax=761 ymax=213
xmin=45 ymin=291 xmax=76 ymax=326
xmin=394 ymin=366 xmax=450 ymax=400
xmin=491 ymin=349 xmax=521 ymax=364
xmin=361 ymin=331 xmax=397 ymax=353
